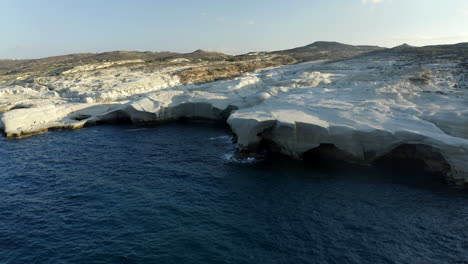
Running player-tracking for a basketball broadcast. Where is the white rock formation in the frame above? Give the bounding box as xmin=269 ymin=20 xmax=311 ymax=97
xmin=1 ymin=54 xmax=467 ymax=184
xmin=61 ymin=59 xmax=145 ymax=75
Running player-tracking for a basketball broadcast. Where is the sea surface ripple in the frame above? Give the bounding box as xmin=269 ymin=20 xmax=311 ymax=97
xmin=0 ymin=124 xmax=467 ymax=264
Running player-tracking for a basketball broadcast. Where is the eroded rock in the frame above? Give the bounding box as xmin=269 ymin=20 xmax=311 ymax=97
xmin=1 ymin=44 xmax=467 ymax=185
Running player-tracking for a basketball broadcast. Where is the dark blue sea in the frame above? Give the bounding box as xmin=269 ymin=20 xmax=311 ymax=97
xmin=0 ymin=123 xmax=467 ymax=264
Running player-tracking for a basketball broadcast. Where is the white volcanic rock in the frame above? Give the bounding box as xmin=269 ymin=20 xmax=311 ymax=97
xmin=1 ymin=55 xmax=467 ymax=184
xmin=0 ymin=103 xmax=120 ymax=137
xmin=61 ymin=59 xmax=145 ymax=74
xmin=227 ymin=59 xmax=468 ymax=184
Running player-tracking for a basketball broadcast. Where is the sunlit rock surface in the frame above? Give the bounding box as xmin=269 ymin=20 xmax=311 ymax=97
xmin=1 ymin=44 xmax=467 ymax=184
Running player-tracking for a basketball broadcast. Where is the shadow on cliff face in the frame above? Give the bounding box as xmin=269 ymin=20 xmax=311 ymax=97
xmin=254 ymin=142 xmax=455 ymax=191
xmin=372 ymin=144 xmax=452 ymax=189
xmin=72 ymin=101 xmax=238 ymax=127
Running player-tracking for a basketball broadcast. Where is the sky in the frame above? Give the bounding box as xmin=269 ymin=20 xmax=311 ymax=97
xmin=1 ymin=0 xmax=467 ymax=59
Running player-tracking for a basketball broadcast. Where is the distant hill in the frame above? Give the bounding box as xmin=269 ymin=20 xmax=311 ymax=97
xmin=1 ymin=41 xmax=467 ymax=78
xmin=272 ymin=41 xmax=385 ymax=62
xmin=0 ymin=51 xmax=180 ymax=76
xmin=169 ymin=49 xmax=233 ymax=61
xmin=0 ymin=49 xmax=237 ymax=77
xmin=391 ymin=43 xmax=414 ymax=50
xmin=376 ymin=42 xmax=468 ymax=58
xmin=87 ymin=51 xmax=180 ymax=62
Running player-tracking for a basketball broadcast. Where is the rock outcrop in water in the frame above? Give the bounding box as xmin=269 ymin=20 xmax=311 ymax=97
xmin=0 ymin=42 xmax=467 ymax=185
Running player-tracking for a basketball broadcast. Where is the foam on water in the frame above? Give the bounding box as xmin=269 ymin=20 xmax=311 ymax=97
xmin=209 ymin=135 xmax=263 ymax=164
xmin=222 ymin=152 xmax=260 ymax=164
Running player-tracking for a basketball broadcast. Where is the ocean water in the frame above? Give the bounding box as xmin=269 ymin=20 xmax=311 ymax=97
xmin=0 ymin=123 xmax=467 ymax=264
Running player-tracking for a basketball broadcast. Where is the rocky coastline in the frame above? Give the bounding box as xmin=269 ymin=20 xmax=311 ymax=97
xmin=1 ymin=42 xmax=467 ymax=185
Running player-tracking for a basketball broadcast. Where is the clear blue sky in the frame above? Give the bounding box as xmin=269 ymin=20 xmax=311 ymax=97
xmin=1 ymin=0 xmax=467 ymax=59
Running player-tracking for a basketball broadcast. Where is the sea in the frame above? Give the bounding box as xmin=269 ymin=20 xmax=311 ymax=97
xmin=0 ymin=123 xmax=467 ymax=264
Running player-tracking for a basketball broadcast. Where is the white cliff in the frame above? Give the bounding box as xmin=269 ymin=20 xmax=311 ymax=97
xmin=0 ymin=52 xmax=467 ymax=184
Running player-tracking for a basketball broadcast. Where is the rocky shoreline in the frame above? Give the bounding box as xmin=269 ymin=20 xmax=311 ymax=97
xmin=1 ymin=42 xmax=467 ymax=185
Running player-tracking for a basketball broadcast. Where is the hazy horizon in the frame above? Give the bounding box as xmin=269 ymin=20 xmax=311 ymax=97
xmin=2 ymin=0 xmax=467 ymax=59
